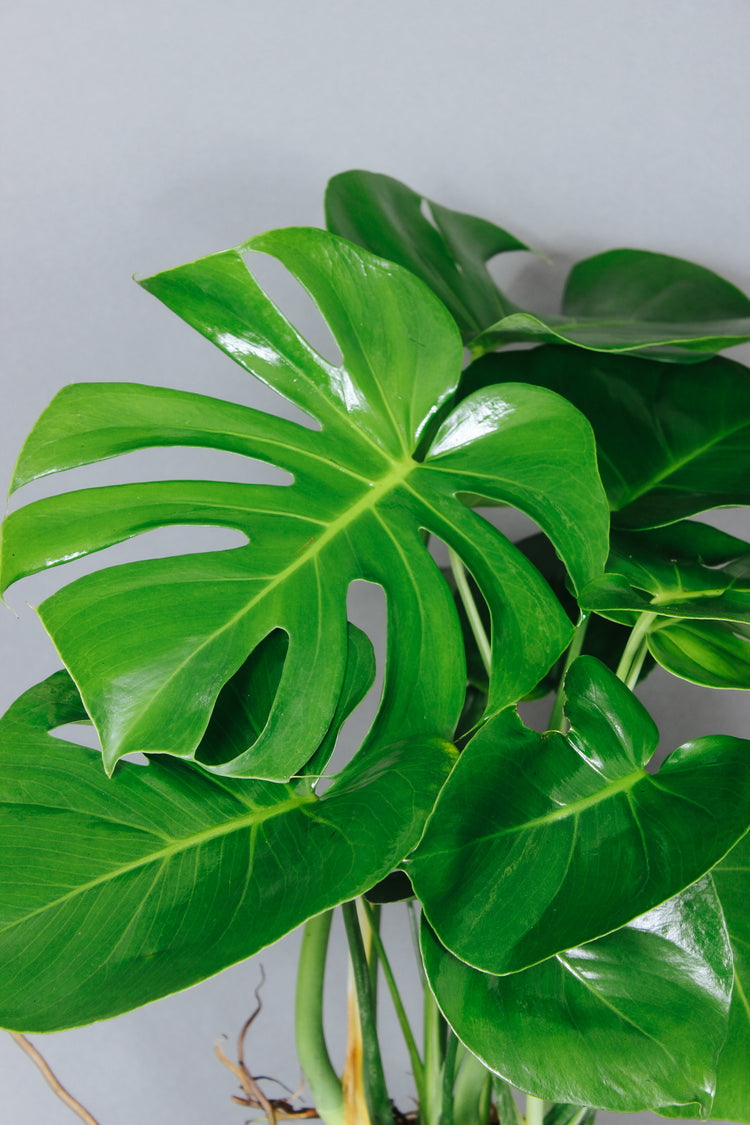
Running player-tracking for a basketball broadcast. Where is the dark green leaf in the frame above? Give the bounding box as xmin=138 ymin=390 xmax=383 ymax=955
xmin=471 ymin=249 xmax=750 ymax=360
xmin=1 ymin=231 xmax=608 ymax=778
xmin=461 ymin=346 xmax=750 ymax=528
xmin=409 ymin=656 xmax=750 ymax=974
xmin=325 ymin=169 xmax=528 ymax=341
xmin=0 ymin=672 xmax=455 ymax=1032
xmin=421 ymin=876 xmax=733 ymax=1113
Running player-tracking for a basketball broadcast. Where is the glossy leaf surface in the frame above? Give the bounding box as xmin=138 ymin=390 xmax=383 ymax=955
xmin=409 ymin=656 xmax=750 ymax=974
xmin=325 ymin=169 xmax=528 ymax=341
xmin=703 ymin=834 xmax=750 ymax=1121
xmin=581 ymin=521 xmax=750 ymax=689
xmin=461 ymin=346 xmax=750 ymax=528
xmin=0 ymin=230 xmax=608 ymax=778
xmin=421 ymin=877 xmax=733 ymax=1113
xmin=0 ymin=671 xmax=455 ymax=1032
xmin=326 ymin=171 xmax=750 ymax=360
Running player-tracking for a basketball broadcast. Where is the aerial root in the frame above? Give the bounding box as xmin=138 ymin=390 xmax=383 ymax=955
xmin=215 ymin=967 xmax=319 ymax=1124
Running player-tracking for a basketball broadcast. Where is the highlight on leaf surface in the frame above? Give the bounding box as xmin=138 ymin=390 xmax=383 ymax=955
xmin=0 ymin=228 xmax=608 ymax=780
xmin=409 ymin=655 xmax=750 ymax=974
xmin=421 ymin=877 xmax=733 ymax=1114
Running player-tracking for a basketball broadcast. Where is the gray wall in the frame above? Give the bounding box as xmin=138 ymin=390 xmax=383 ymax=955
xmin=1 ymin=0 xmax=748 ymax=1121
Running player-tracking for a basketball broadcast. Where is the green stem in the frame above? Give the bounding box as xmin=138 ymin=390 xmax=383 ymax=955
xmin=453 ymin=1053 xmax=492 ymax=1125
xmin=548 ymin=613 xmax=591 ymax=733
xmin=440 ymin=1033 xmax=459 ymax=1125
xmin=525 ymin=1096 xmax=545 ymax=1125
xmin=295 ymin=912 xmax=344 ymax=1125
xmin=615 ymin=611 xmax=657 ymax=689
xmin=449 ymin=548 xmax=491 ymax=677
xmin=341 ymin=900 xmax=394 ymax=1125
xmin=360 ymin=900 xmax=425 ymax=1106
xmin=423 ymin=985 xmax=443 ymax=1125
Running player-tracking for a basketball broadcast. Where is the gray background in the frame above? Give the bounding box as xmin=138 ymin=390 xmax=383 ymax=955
xmin=1 ymin=0 xmax=749 ymax=1121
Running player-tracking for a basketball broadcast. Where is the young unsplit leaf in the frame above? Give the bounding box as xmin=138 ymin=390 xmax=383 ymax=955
xmin=461 ymin=347 xmax=750 ymax=528
xmin=0 ymin=229 xmax=608 ymax=778
xmin=0 ymin=671 xmax=455 ymax=1032
xmin=421 ymin=877 xmax=733 ymax=1114
xmin=326 ymin=171 xmax=750 ymax=360
xmin=581 ymin=521 xmax=750 ymax=689
xmin=409 ymin=655 xmax=750 ymax=974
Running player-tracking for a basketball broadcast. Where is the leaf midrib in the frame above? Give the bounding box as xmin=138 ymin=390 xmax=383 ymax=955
xmin=92 ymin=457 xmax=417 ymax=757
xmin=423 ymin=767 xmax=646 ymax=858
xmin=0 ymin=790 xmax=317 ymax=936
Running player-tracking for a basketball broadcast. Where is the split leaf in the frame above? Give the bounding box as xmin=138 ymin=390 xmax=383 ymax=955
xmin=0 ymin=229 xmax=608 ymax=778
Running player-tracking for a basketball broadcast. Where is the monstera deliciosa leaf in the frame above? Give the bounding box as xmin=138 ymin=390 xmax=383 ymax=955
xmin=581 ymin=521 xmax=750 ymax=689
xmin=0 ymin=670 xmax=455 ymax=1031
xmin=326 ymin=171 xmax=750 ymax=360
xmin=409 ymin=656 xmax=750 ymax=974
xmin=461 ymin=346 xmax=750 ymax=528
xmin=421 ymin=878 xmax=733 ymax=1114
xmin=0 ymin=228 xmax=609 ymax=779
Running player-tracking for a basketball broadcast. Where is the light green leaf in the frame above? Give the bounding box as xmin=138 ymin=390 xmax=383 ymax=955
xmin=0 ymin=671 xmax=455 ymax=1032
xmin=648 ymin=620 xmax=750 ymax=690
xmin=409 ymin=656 xmax=750 ymax=974
xmin=461 ymin=346 xmax=750 ymax=528
xmin=1 ymin=229 xmax=608 ymax=778
xmin=421 ymin=877 xmax=733 ymax=1113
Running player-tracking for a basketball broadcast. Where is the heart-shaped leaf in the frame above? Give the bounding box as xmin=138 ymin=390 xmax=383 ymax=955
xmin=581 ymin=521 xmax=750 ymax=689
xmin=0 ymin=229 xmax=608 ymax=778
xmin=461 ymin=346 xmax=750 ymax=528
xmin=325 ymin=169 xmax=529 ymax=342
xmin=471 ymin=249 xmax=750 ymax=361
xmin=325 ymin=172 xmax=750 ymax=361
xmin=409 ymin=655 xmax=750 ymax=974
xmin=0 ymin=670 xmax=455 ymax=1032
xmin=421 ymin=877 xmax=733 ymax=1114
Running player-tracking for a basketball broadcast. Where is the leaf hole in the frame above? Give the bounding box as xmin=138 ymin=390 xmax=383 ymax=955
xmin=314 ymin=580 xmax=387 ymax=793
xmin=243 ymin=250 xmax=344 ymax=370
xmin=195 ymin=630 xmax=289 ymax=767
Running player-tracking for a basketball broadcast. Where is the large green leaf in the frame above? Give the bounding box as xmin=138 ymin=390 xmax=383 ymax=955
xmin=325 ymin=171 xmax=750 ymax=360
xmin=324 ymin=169 xmax=528 ymax=342
xmin=461 ymin=346 xmax=750 ymax=528
xmin=408 ymin=655 xmax=750 ymax=974
xmin=0 ymin=229 xmax=608 ymax=778
xmin=421 ymin=877 xmax=733 ymax=1114
xmin=0 ymin=670 xmax=455 ymax=1032
xmin=701 ymin=835 xmax=750 ymax=1121
xmin=581 ymin=521 xmax=750 ymax=689
xmin=471 ymin=249 xmax=750 ymax=361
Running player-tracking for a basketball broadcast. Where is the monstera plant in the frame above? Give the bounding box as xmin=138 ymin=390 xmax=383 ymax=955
xmin=1 ymin=170 xmax=750 ymax=1125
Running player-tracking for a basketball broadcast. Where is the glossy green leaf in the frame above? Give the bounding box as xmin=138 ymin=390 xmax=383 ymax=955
xmin=648 ymin=620 xmax=750 ymax=690
xmin=326 ymin=172 xmax=750 ymax=360
xmin=580 ymin=521 xmax=750 ymax=689
xmin=703 ymin=834 xmax=750 ymax=1121
xmin=0 ymin=671 xmax=455 ymax=1032
xmin=461 ymin=346 xmax=750 ymax=528
xmin=421 ymin=876 xmax=733 ymax=1113
xmin=325 ymin=169 xmax=528 ymax=341
xmin=409 ymin=655 xmax=750 ymax=974
xmin=582 ymin=522 xmax=750 ymax=624
xmin=471 ymin=249 xmax=750 ymax=360
xmin=1 ymin=229 xmax=608 ymax=778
